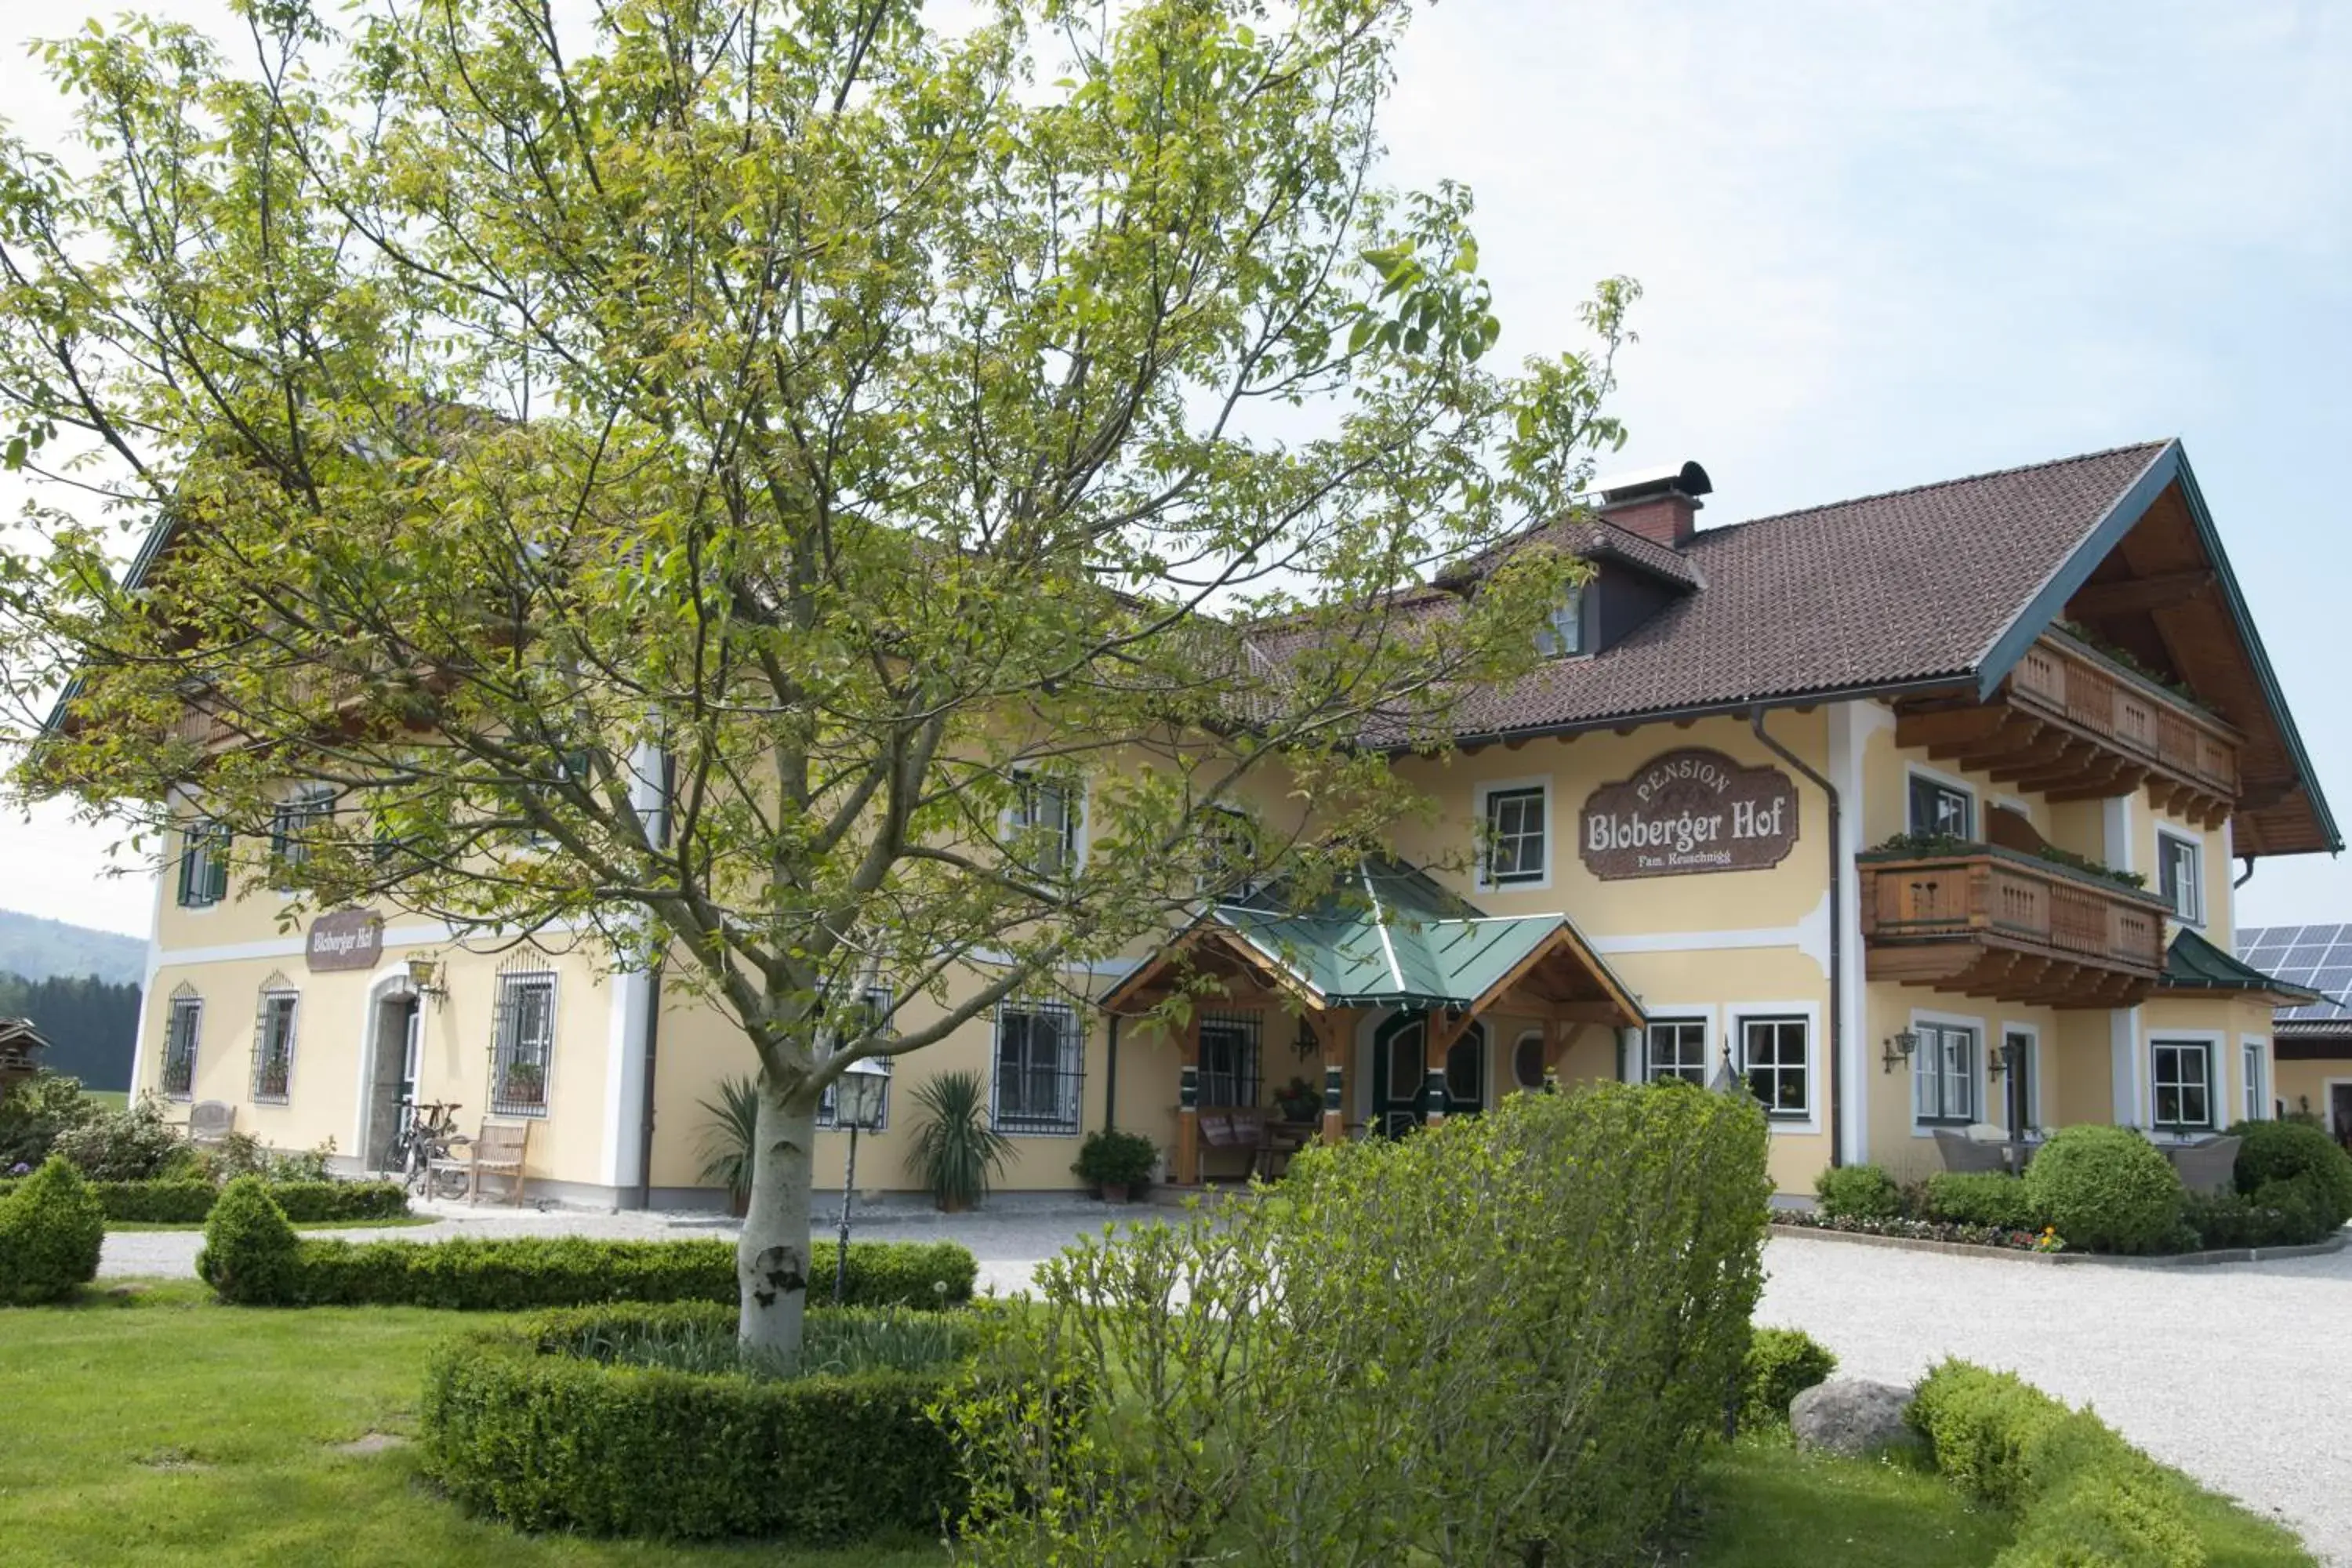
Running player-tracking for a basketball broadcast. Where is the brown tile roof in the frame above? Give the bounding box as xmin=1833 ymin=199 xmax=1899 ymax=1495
xmin=1363 ymin=441 xmax=2174 ymax=740
xmin=1437 ymin=514 xmax=1705 ymax=591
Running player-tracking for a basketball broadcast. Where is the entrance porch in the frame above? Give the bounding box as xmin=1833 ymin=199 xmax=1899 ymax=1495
xmin=1102 ymin=860 xmax=1647 ymax=1185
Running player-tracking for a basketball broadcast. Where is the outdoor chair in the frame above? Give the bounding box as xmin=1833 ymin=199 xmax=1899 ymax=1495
xmin=186 ymin=1101 xmax=235 ymax=1148
xmin=2162 ymin=1134 xmax=2241 ymax=1197
xmin=433 ymin=1119 xmax=532 ymax=1204
xmin=1196 ymin=1111 xmax=1251 ymax=1182
xmin=1934 ymin=1127 xmax=2013 ymax=1174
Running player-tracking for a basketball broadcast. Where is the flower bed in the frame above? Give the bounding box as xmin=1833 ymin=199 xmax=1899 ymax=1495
xmin=420 ymin=1301 xmax=1054 ymax=1541
xmin=1772 ymin=1209 xmax=2056 ymax=1252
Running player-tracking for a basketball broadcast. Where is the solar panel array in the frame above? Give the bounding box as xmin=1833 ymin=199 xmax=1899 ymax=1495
xmin=2235 ymin=925 xmax=2352 ymax=1025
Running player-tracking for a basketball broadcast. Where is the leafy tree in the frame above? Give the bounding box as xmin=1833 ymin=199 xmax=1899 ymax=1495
xmin=0 ymin=0 xmax=1631 ymax=1363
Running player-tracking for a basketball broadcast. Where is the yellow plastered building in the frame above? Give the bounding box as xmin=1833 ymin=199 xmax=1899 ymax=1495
xmin=128 ymin=441 xmax=2337 ymax=1203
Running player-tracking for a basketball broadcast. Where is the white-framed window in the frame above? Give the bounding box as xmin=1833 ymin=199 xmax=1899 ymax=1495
xmin=992 ymin=999 xmax=1083 ymax=1134
xmin=2151 ymin=1039 xmax=2214 ymax=1131
xmin=161 ymin=986 xmax=203 ymax=1101
xmin=489 ymin=964 xmax=558 ymax=1118
xmin=1907 ymin=772 xmax=1974 ymax=840
xmin=177 ymin=818 xmax=231 ymax=908
xmin=1198 ymin=805 xmax=1258 ymax=901
xmin=1534 ymin=583 xmax=1591 ymax=658
xmin=1646 ymin=1018 xmax=1709 ymax=1086
xmin=2157 ymin=830 xmax=2203 ymax=927
xmin=1473 ymin=777 xmax=1551 ymax=891
xmin=269 ymin=785 xmax=336 ymax=882
xmin=816 ymin=987 xmax=895 ymax=1130
xmin=1511 ymin=1031 xmax=1547 ymax=1091
xmin=1007 ymin=769 xmax=1081 ymax=877
xmin=1912 ymin=1021 xmax=1979 ymax=1126
xmin=2241 ymin=1040 xmax=2269 ymax=1124
xmin=1739 ymin=1015 xmax=1810 ymax=1121
xmin=251 ymin=978 xmax=299 ymax=1104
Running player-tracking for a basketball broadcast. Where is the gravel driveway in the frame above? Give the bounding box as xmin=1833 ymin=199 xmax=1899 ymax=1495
xmin=1759 ymin=1232 xmax=2352 ymax=1565
xmin=106 ymin=1209 xmax=2352 ymax=1563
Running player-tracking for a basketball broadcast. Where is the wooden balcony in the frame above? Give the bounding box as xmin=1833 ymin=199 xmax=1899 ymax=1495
xmin=1893 ymin=632 xmax=2240 ymax=826
xmin=1860 ymin=846 xmax=2169 ymax=1008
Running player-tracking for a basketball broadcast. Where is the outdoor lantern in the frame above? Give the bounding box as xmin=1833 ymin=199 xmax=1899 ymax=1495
xmin=831 ymin=1055 xmax=891 ymax=1304
xmin=405 ymin=956 xmax=448 ymax=1007
xmin=1882 ymin=1029 xmax=1919 ymax=1075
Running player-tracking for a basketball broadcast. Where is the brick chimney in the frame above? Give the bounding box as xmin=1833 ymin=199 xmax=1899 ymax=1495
xmin=1593 ymin=460 xmax=1712 ymax=550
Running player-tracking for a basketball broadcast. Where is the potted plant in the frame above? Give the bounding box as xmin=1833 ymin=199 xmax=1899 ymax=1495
xmin=1073 ymin=1129 xmax=1157 ymax=1203
xmin=1273 ymin=1076 xmax=1322 ymax=1124
xmin=909 ymin=1070 xmax=1014 ymax=1212
xmin=500 ymin=1060 xmax=546 ymax=1106
xmin=695 ymin=1075 xmax=760 ymax=1217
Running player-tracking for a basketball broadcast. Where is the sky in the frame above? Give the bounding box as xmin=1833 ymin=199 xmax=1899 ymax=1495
xmin=0 ymin=0 xmax=2345 ymax=938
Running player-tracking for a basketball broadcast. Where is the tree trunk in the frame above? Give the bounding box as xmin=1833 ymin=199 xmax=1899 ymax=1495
xmin=737 ymin=1077 xmax=818 ymax=1370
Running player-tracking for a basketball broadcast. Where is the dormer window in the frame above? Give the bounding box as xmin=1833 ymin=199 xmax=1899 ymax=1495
xmin=1535 ymin=584 xmax=1589 ymax=659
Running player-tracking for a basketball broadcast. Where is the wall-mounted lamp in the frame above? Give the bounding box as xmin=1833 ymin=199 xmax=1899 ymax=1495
xmin=1881 ymin=1029 xmax=1919 ymax=1076
xmin=1989 ymin=1038 xmax=2022 ymax=1083
xmin=406 ymin=956 xmax=448 ymax=1007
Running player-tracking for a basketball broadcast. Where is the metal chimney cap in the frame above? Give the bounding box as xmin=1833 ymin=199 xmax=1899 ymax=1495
xmin=1592 ymin=460 xmax=1713 ymax=505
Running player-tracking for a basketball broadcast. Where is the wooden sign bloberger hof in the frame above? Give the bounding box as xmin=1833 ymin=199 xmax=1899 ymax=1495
xmin=1580 ymin=749 xmax=1798 ymax=880
xmin=306 ymin=908 xmax=384 ymax=972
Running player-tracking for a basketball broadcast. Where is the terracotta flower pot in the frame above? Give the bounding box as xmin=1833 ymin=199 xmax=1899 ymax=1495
xmin=1100 ymin=1182 xmax=1131 ymax=1204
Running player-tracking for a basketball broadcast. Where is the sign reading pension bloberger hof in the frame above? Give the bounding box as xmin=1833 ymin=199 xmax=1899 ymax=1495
xmin=306 ymin=908 xmax=384 ymax=972
xmin=1580 ymin=749 xmax=1798 ymax=880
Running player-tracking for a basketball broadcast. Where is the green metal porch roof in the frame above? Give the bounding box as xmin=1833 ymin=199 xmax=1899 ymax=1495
xmin=1200 ymin=858 xmax=1643 ymax=1016
xmin=2158 ymin=928 xmax=2318 ymax=1002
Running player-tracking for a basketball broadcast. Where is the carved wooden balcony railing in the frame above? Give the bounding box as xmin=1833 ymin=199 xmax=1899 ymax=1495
xmin=1860 ymin=845 xmax=2169 ymax=1008
xmin=1893 ymin=633 xmax=2240 ymax=826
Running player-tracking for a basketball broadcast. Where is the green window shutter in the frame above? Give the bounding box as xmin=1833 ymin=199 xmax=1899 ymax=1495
xmin=205 ymin=828 xmax=230 ymax=902
xmin=177 ymin=833 xmax=198 ymax=906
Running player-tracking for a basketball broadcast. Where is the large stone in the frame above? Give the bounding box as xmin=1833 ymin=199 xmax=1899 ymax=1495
xmin=1789 ymin=1377 xmax=1924 ymax=1458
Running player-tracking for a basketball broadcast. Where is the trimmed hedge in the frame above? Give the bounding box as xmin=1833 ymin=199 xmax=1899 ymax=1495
xmin=198 ymin=1188 xmax=975 ymax=1311
xmin=1741 ymin=1327 xmax=1836 ymax=1429
xmin=0 ymin=1177 xmax=408 ymax=1225
xmin=1922 ymin=1172 xmax=2043 ymax=1232
xmin=1813 ymin=1162 xmax=1904 ymax=1220
xmin=2024 ymin=1125 xmax=2183 ymax=1254
xmin=197 ymin=1175 xmax=305 ymax=1304
xmin=420 ymin=1301 xmax=1026 ymax=1540
xmin=0 ymin=1156 xmax=106 ymax=1304
xmin=1910 ymin=1360 xmax=2204 ymax=1567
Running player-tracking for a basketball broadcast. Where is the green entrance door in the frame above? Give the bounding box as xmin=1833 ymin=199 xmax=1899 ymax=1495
xmin=1370 ymin=1011 xmax=1486 ymax=1136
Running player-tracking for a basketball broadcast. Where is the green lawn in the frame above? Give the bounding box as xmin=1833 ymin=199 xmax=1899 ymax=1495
xmin=0 ymin=1286 xmax=2314 ymax=1567
xmin=82 ymin=1090 xmax=129 ymax=1112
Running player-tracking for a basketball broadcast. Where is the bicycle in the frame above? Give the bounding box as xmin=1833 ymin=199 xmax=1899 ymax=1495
xmin=390 ymin=1099 xmax=470 ymax=1200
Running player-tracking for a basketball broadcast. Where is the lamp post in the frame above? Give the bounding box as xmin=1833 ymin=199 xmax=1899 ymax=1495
xmin=832 ymin=1056 xmax=891 ymax=1305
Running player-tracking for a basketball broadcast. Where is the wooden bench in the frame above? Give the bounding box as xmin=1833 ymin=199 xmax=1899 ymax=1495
xmin=1197 ymin=1109 xmax=1310 ymax=1181
xmin=436 ymin=1120 xmax=532 ymax=1204
xmin=187 ymin=1101 xmax=235 ymax=1148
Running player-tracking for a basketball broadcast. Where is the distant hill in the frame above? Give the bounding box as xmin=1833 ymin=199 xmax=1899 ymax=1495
xmin=0 ymin=910 xmax=143 ymax=987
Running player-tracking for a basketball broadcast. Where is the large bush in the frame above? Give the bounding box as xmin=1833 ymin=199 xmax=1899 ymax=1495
xmin=49 ymin=1093 xmax=191 ymax=1181
xmin=2183 ymin=1179 xmax=2340 ymax=1250
xmin=421 ymin=1301 xmax=1028 ymax=1540
xmin=0 ymin=1071 xmax=101 ymax=1170
xmin=196 ymin=1175 xmax=305 ymax=1304
xmin=2229 ymin=1120 xmax=2352 ymax=1231
xmin=0 ymin=1156 xmax=106 ymax=1303
xmin=951 ymin=1083 xmax=1773 ymax=1565
xmin=1742 ymin=1327 xmax=1837 ymax=1429
xmin=1922 ymin=1172 xmax=2043 ymax=1232
xmin=1813 ymin=1162 xmax=1903 ymax=1220
xmin=196 ymin=1187 xmax=972 ymax=1311
xmin=2023 ymin=1124 xmax=2183 ymax=1254
xmin=1910 ymin=1361 xmax=2203 ymax=1568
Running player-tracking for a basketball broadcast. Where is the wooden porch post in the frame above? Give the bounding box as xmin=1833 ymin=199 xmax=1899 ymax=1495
xmin=1174 ymin=1011 xmax=1203 ymax=1185
xmin=1318 ymin=1010 xmax=1348 ymax=1145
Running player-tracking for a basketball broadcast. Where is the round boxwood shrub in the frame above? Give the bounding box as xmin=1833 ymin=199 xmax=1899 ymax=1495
xmin=197 ymin=1175 xmax=303 ymax=1304
xmin=1813 ymin=1162 xmax=1903 ymax=1220
xmin=0 ymin=1155 xmax=106 ymax=1304
xmin=1741 ymin=1327 xmax=1837 ymax=1428
xmin=2229 ymin=1119 xmax=2352 ymax=1230
xmin=420 ymin=1302 xmax=1047 ymax=1541
xmin=2024 ymin=1125 xmax=2183 ymax=1254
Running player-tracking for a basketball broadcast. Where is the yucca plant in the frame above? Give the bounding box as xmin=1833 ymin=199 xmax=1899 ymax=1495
xmin=908 ymin=1071 xmax=1014 ymax=1212
xmin=695 ymin=1076 xmax=762 ymax=1215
